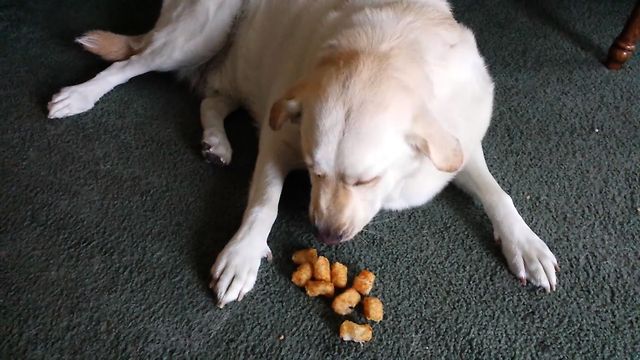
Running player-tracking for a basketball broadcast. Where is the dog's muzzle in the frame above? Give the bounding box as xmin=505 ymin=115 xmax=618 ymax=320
xmin=312 ymin=225 xmax=344 ymax=245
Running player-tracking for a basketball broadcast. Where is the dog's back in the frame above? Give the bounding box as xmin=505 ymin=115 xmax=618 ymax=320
xmin=204 ymin=0 xmax=492 ymax=135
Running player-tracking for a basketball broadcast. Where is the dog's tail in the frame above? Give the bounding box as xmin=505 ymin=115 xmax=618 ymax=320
xmin=75 ymin=30 xmax=147 ymax=62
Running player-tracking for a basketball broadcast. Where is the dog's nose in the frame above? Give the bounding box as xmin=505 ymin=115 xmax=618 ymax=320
xmin=316 ymin=227 xmax=344 ymax=246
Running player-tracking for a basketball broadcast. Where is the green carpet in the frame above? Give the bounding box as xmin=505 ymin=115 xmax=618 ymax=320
xmin=2 ymin=0 xmax=639 ymax=358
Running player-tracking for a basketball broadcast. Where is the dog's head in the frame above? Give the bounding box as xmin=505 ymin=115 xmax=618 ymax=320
xmin=269 ymin=50 xmax=463 ymax=245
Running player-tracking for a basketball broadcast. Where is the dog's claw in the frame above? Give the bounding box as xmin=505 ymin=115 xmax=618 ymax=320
xmin=47 ymin=85 xmax=97 ymax=118
xmin=493 ymin=230 xmax=501 ymax=244
xmin=204 ymin=151 xmax=226 ymax=166
xmin=201 ymin=142 xmax=227 ymax=166
xmin=200 ymin=130 xmax=232 ymax=166
xmin=496 ymin=215 xmax=558 ymax=292
xmin=210 ymin=240 xmax=266 ymax=308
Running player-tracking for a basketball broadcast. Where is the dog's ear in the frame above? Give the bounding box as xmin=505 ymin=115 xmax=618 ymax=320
xmin=269 ymin=83 xmax=307 ymax=131
xmin=270 ymin=51 xmax=358 ymax=131
xmin=407 ymin=115 xmax=464 ymax=173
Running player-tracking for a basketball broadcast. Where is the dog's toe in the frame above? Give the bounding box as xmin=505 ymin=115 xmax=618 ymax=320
xmin=524 ymin=255 xmax=551 ymax=292
xmin=201 ymin=136 xmax=231 ymax=166
xmin=214 ymin=263 xmax=258 ymax=307
xmin=217 ymin=271 xmax=257 ymax=307
xmin=498 ymin=223 xmax=558 ymax=292
xmin=48 ymin=86 xmax=97 ymax=119
xmin=210 ymin=240 xmax=270 ymax=307
xmin=202 ymin=144 xmax=227 ymax=166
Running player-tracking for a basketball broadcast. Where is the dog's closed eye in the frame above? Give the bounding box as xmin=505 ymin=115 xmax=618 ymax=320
xmin=353 ymin=177 xmax=380 ymax=187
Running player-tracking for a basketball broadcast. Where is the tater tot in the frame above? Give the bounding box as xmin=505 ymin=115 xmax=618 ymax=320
xmin=353 ymin=270 xmax=375 ymax=295
xmin=305 ymin=280 xmax=335 ymax=297
xmin=331 ymin=288 xmax=361 ymax=315
xmin=292 ymin=248 xmax=318 ymax=265
xmin=313 ymin=256 xmax=331 ymax=281
xmin=339 ymin=320 xmax=373 ymax=343
xmin=291 ymin=263 xmax=312 ymax=287
xmin=362 ymin=296 xmax=384 ymax=322
xmin=330 ymin=262 xmax=348 ymax=288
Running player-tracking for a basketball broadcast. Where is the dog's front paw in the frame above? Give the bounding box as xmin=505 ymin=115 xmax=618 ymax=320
xmin=48 ymin=86 xmax=98 ymax=118
xmin=496 ymin=220 xmax=559 ymax=292
xmin=210 ymin=240 xmax=271 ymax=307
xmin=201 ymin=129 xmax=232 ymax=166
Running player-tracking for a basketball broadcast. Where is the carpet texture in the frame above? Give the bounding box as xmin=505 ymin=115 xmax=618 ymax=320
xmin=1 ymin=0 xmax=639 ymax=358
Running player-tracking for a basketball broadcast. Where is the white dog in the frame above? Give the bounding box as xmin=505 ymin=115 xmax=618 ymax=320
xmin=48 ymin=0 xmax=558 ymax=307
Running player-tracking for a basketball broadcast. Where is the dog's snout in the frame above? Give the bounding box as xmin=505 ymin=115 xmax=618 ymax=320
xmin=315 ymin=227 xmax=344 ymax=246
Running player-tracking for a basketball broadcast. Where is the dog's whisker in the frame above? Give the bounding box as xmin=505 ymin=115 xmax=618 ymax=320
xmin=361 ymin=228 xmax=386 ymax=240
xmin=368 ymin=218 xmax=394 ymax=226
xmin=368 ymin=214 xmax=398 ymax=225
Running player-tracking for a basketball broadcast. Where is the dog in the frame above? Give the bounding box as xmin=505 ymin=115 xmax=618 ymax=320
xmin=48 ymin=0 xmax=558 ymax=307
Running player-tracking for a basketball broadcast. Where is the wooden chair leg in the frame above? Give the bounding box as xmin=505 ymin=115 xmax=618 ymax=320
xmin=606 ymin=1 xmax=640 ymax=70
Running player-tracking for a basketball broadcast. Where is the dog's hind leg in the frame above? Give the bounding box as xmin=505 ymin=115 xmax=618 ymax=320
xmin=48 ymin=0 xmax=243 ymax=119
xmin=75 ymin=31 xmax=148 ymax=62
xmin=47 ymin=52 xmax=158 ymax=119
xmin=200 ymin=95 xmax=238 ymax=166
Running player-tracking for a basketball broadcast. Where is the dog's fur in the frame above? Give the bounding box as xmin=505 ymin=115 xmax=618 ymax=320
xmin=48 ymin=0 xmax=558 ymax=307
